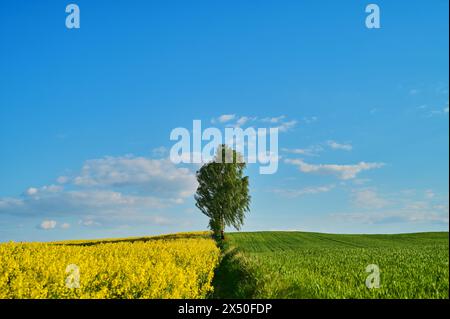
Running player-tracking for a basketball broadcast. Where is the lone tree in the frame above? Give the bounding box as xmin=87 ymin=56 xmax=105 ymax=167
xmin=195 ymin=144 xmax=251 ymax=241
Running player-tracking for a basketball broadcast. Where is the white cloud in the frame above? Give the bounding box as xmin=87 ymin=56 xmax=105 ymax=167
xmin=0 ymin=156 xmax=198 ymax=226
xmin=72 ymin=156 xmax=197 ymax=197
xmin=261 ymin=115 xmax=286 ymax=123
xmin=327 ymin=140 xmax=353 ymax=151
xmin=2 ymin=188 xmax=173 ymax=218
xmin=405 ymin=201 xmax=429 ymax=210
xmin=224 ymin=116 xmax=259 ymax=128
xmin=79 ymin=218 xmax=101 ymax=227
xmin=0 ymin=198 xmax=23 ymax=210
xmin=333 ymin=188 xmax=449 ymax=225
xmin=302 ymin=116 xmax=318 ymax=124
xmin=235 ymin=116 xmax=250 ymax=127
xmin=26 ymin=188 xmax=38 ymax=196
xmin=217 ymin=114 xmax=236 ymax=123
xmin=212 ymin=114 xmax=297 ymax=132
xmin=420 ymin=102 xmax=450 ymax=117
xmin=351 ymin=189 xmax=389 ymax=209
xmin=429 ymin=110 xmax=444 ymax=116
xmin=60 ymin=222 xmax=71 ymax=229
xmin=25 ymin=185 xmax=63 ymax=197
xmin=285 ymin=159 xmax=384 ymax=180
xmin=272 ymin=185 xmax=334 ymax=198
xmin=39 ymin=220 xmax=57 ymax=230
xmin=258 ymin=116 xmax=297 ymax=132
xmin=57 ymin=176 xmax=69 ymax=184
xmin=283 ymin=140 xmax=352 ymax=157
xmin=276 ymin=120 xmax=297 ymax=132
xmin=282 ymin=148 xmax=314 ymax=156
xmin=281 ymin=146 xmax=323 ymax=157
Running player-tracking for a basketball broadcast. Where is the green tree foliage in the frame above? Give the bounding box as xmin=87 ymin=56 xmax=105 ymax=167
xmin=195 ymin=145 xmax=251 ymax=240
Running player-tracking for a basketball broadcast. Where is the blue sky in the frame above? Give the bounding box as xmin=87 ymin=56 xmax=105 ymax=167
xmin=0 ymin=0 xmax=448 ymax=242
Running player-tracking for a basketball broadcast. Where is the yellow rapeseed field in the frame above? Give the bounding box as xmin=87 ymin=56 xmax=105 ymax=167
xmin=0 ymin=232 xmax=220 ymax=299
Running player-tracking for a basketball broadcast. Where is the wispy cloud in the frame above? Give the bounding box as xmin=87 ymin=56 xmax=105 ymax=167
xmin=327 ymin=140 xmax=353 ymax=151
xmin=281 ymin=146 xmax=323 ymax=157
xmin=235 ymin=116 xmax=250 ymax=127
xmin=272 ymin=185 xmax=334 ymax=198
xmin=260 ymin=115 xmax=316 ymax=128
xmin=427 ymin=108 xmax=449 ymax=117
xmin=39 ymin=220 xmax=57 ymax=230
xmin=71 ymin=156 xmax=197 ymax=197
xmin=416 ymin=101 xmax=449 ymax=117
xmin=79 ymin=218 xmax=102 ymax=227
xmin=0 ymin=156 xmax=198 ymax=227
xmin=212 ymin=114 xmax=236 ymax=123
xmin=351 ymin=189 xmax=389 ymax=209
xmin=212 ymin=114 xmax=298 ymax=132
xmin=332 ymin=210 xmax=448 ymax=224
xmin=275 ymin=120 xmax=297 ymax=132
xmin=60 ymin=222 xmax=71 ymax=229
xmin=283 ymin=139 xmax=352 ymax=158
xmin=302 ymin=116 xmax=318 ymax=124
xmin=261 ymin=115 xmax=286 ymax=123
xmin=285 ymin=159 xmax=384 ymax=180
xmin=333 ymin=188 xmax=449 ymax=225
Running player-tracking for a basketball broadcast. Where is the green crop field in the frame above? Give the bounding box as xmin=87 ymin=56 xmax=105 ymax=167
xmin=212 ymin=231 xmax=449 ymax=299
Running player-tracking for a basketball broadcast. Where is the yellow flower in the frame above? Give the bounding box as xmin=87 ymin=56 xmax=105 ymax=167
xmin=0 ymin=232 xmax=220 ymax=299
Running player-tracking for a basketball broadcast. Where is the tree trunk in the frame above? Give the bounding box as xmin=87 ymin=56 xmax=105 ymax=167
xmin=221 ymin=217 xmax=225 ymax=240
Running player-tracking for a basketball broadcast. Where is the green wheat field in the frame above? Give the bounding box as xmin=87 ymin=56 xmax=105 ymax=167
xmin=213 ymin=231 xmax=449 ymax=299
